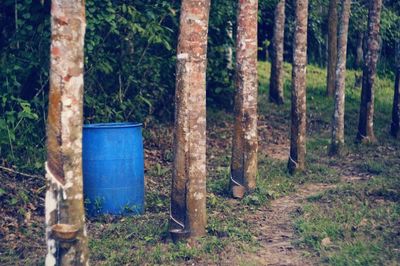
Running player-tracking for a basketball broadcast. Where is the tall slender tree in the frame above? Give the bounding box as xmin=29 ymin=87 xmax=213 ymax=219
xmin=330 ymin=0 xmax=352 ymax=155
xmin=45 ymin=0 xmax=88 ymax=265
xmin=354 ymin=32 xmax=364 ymax=89
xmin=226 ymin=20 xmax=234 ymax=70
xmin=391 ymin=40 xmax=400 ymax=138
xmin=326 ymin=0 xmax=338 ymax=96
xmin=355 ymin=32 xmax=364 ymax=69
xmin=230 ymin=0 xmax=259 ymax=199
xmin=356 ymin=0 xmax=382 ymax=143
xmin=269 ymin=0 xmax=286 ymax=104
xmin=169 ymin=0 xmax=211 ymax=240
xmin=288 ymin=0 xmax=309 ymax=174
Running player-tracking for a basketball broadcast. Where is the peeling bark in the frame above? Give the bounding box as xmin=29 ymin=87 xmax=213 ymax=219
xmin=45 ymin=1 xmax=88 ymax=265
xmin=391 ymin=41 xmax=400 ymax=138
xmin=269 ymin=0 xmax=286 ymax=105
xmin=356 ymin=0 xmax=382 ymax=143
xmin=169 ymin=0 xmax=210 ymax=240
xmin=288 ymin=0 xmax=308 ymax=174
xmin=230 ymin=0 xmax=259 ymax=199
xmin=326 ymin=0 xmax=338 ymax=97
xmin=330 ymin=0 xmax=351 ymax=155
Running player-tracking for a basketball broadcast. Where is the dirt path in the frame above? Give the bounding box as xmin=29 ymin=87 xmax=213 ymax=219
xmin=243 ymin=182 xmax=335 ymax=266
xmin=242 ymin=138 xmax=368 ymax=265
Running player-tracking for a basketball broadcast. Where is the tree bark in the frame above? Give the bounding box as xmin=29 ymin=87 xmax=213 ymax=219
xmin=356 ymin=0 xmax=382 ymax=143
xmin=288 ymin=0 xmax=308 ymax=174
xmin=230 ymin=0 xmax=259 ymax=199
xmin=226 ymin=20 xmax=234 ymax=70
xmin=326 ymin=0 xmax=338 ymax=97
xmin=169 ymin=0 xmax=210 ymax=240
xmin=353 ymin=32 xmax=364 ymax=89
xmin=269 ymin=0 xmax=286 ymax=104
xmin=46 ymin=0 xmax=88 ymax=265
xmin=355 ymin=32 xmax=364 ymax=69
xmin=391 ymin=41 xmax=400 ymax=138
xmin=330 ymin=0 xmax=351 ymax=155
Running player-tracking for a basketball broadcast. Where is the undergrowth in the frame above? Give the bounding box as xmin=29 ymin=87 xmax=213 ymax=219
xmin=1 ymin=61 xmax=399 ymax=265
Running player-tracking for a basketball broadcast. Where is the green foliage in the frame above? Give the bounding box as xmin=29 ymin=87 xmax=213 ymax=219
xmin=0 ymin=92 xmax=44 ymax=171
xmin=0 ymin=0 xmax=241 ymax=170
xmin=1 ymin=0 xmax=399 ymax=172
xmin=206 ymin=0 xmax=236 ymax=109
xmin=0 ymin=0 xmax=49 ymax=171
xmin=84 ymin=0 xmax=179 ymax=123
xmin=308 ymin=0 xmax=329 ymax=66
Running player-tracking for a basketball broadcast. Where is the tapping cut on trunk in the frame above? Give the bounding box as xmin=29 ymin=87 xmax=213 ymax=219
xmin=230 ymin=0 xmax=259 ymax=198
xmin=356 ymin=0 xmax=382 ymax=143
xmin=330 ymin=0 xmax=351 ymax=155
xmin=288 ymin=0 xmax=309 ymax=174
xmin=45 ymin=0 xmax=89 ymax=265
xmin=169 ymin=0 xmax=211 ymax=240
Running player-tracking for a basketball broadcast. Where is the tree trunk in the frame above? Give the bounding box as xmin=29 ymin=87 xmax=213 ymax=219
xmin=45 ymin=0 xmax=88 ymax=265
xmin=356 ymin=0 xmax=382 ymax=143
xmin=226 ymin=20 xmax=234 ymax=70
xmin=230 ymin=0 xmax=259 ymax=199
xmin=169 ymin=0 xmax=210 ymax=240
xmin=330 ymin=0 xmax=351 ymax=155
xmin=265 ymin=35 xmax=270 ymax=62
xmin=326 ymin=0 xmax=338 ymax=97
xmin=269 ymin=0 xmax=286 ymax=104
xmin=354 ymin=32 xmax=364 ymax=89
xmin=391 ymin=41 xmax=400 ymax=138
xmin=355 ymin=32 xmax=364 ymax=69
xmin=288 ymin=0 xmax=308 ymax=174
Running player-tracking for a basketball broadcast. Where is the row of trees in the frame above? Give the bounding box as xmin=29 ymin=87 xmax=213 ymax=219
xmin=170 ymin=0 xmax=400 ymax=241
xmin=43 ymin=0 xmax=398 ymax=265
xmin=1 ymin=0 xmax=399 ymax=173
xmin=269 ymin=0 xmax=399 ymax=158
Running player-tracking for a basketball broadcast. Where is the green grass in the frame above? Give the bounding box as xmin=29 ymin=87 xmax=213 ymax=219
xmin=269 ymin=60 xmax=400 ymax=265
xmin=2 ymin=61 xmax=399 ymax=265
xmin=87 ymin=61 xmax=399 ymax=265
xmin=295 ymin=179 xmax=400 ymax=265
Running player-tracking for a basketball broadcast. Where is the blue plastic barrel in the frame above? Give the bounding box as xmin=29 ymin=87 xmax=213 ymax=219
xmin=82 ymin=122 xmax=144 ymax=216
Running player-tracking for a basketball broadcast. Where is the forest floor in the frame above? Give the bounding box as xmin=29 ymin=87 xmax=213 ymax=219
xmin=1 ymin=62 xmax=399 ymax=265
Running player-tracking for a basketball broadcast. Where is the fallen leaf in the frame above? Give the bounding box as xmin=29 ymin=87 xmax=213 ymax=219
xmin=321 ymin=237 xmax=331 ymax=247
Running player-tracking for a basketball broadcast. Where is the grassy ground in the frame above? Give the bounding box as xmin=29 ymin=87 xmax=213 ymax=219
xmin=286 ymin=64 xmax=400 ymax=264
xmin=0 ymin=61 xmax=399 ymax=265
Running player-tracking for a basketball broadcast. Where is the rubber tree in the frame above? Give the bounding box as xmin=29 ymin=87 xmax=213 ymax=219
xmin=230 ymin=0 xmax=259 ymax=199
xmin=169 ymin=0 xmax=211 ymax=240
xmin=269 ymin=0 xmax=286 ymax=104
xmin=326 ymin=0 xmax=338 ymax=97
xmin=354 ymin=32 xmax=364 ymax=89
xmin=287 ymin=0 xmax=308 ymax=174
xmin=355 ymin=32 xmax=364 ymax=69
xmin=356 ymin=0 xmax=382 ymax=143
xmin=45 ymin=0 xmax=88 ymax=265
xmin=226 ymin=20 xmax=234 ymax=70
xmin=330 ymin=0 xmax=352 ymax=155
xmin=391 ymin=40 xmax=400 ymax=137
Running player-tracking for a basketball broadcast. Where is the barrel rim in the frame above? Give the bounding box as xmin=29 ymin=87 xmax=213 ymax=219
xmin=83 ymin=122 xmax=142 ymax=129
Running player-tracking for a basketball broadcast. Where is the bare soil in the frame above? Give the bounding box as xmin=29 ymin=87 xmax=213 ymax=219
xmin=231 ymin=116 xmax=371 ymax=266
xmin=241 ymin=183 xmax=335 ymax=265
xmin=0 ymin=109 xmax=375 ymax=265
